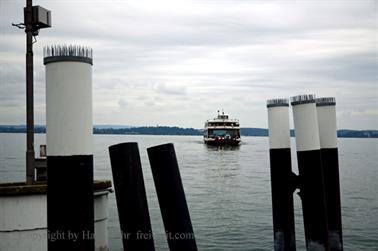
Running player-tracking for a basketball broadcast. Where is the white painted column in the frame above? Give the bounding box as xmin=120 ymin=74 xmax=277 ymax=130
xmin=267 ymin=99 xmax=291 ymax=149
xmin=45 ymin=58 xmax=93 ymax=156
xmin=291 ymin=95 xmax=320 ymax=152
xmin=316 ymin=97 xmax=337 ymax=149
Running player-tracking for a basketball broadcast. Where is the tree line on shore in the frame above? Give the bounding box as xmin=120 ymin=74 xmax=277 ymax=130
xmin=0 ymin=125 xmax=377 ymax=138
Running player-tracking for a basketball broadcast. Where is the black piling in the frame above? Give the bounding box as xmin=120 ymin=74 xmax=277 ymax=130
xmin=291 ymin=95 xmax=329 ymax=251
xmin=316 ymin=97 xmax=343 ymax=251
xmin=109 ymin=142 xmax=155 ymax=251
xmin=267 ymin=98 xmax=296 ymax=251
xmin=320 ymin=147 xmax=343 ymax=250
xmin=269 ymin=149 xmax=297 ymax=251
xmin=147 ymin=143 xmax=198 ymax=251
xmin=47 ymin=155 xmax=94 ymax=251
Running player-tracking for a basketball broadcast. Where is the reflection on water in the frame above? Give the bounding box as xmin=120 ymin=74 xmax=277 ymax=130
xmin=0 ymin=134 xmax=377 ymax=250
xmin=205 ymin=144 xmax=241 ymax=152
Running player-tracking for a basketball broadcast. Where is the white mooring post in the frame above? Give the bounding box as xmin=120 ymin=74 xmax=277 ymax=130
xmin=267 ymin=98 xmax=296 ymax=251
xmin=316 ymin=97 xmax=343 ymax=251
xmin=44 ymin=45 xmax=94 ymax=251
xmin=0 ymin=45 xmax=109 ymax=251
xmin=291 ymin=94 xmax=329 ymax=251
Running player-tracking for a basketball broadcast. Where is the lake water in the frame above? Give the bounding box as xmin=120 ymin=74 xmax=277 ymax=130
xmin=0 ymin=133 xmax=377 ymax=250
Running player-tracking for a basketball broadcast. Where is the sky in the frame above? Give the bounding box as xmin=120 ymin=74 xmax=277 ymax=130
xmin=0 ymin=0 xmax=377 ymax=129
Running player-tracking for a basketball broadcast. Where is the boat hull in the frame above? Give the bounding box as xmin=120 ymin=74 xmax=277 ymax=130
xmin=204 ymin=138 xmax=241 ymax=146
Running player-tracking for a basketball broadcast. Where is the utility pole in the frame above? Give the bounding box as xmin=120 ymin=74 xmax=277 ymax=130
xmin=13 ymin=0 xmax=51 ymax=184
xmin=25 ymin=0 xmax=35 ymax=184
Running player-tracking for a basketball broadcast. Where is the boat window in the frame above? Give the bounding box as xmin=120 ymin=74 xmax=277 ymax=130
xmin=213 ymin=130 xmax=227 ymax=136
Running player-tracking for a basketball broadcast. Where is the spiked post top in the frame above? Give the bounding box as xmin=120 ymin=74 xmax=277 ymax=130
xmin=316 ymin=97 xmax=336 ymax=106
xmin=267 ymin=98 xmax=289 ymax=108
xmin=290 ymin=94 xmax=316 ymax=106
xmin=43 ymin=45 xmax=93 ymax=65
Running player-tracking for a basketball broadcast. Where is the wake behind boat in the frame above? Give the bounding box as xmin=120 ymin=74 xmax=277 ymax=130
xmin=204 ymin=111 xmax=241 ymax=146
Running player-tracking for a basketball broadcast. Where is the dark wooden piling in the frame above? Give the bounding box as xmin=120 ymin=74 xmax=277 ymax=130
xmin=296 ymin=150 xmax=329 ymax=251
xmin=320 ymin=148 xmax=343 ymax=251
xmin=269 ymin=149 xmax=297 ymax=251
xmin=147 ymin=143 xmax=198 ymax=251
xmin=109 ymin=142 xmax=155 ymax=251
xmin=47 ymin=155 xmax=94 ymax=251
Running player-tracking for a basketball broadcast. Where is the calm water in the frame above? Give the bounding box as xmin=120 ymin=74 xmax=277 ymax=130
xmin=0 ymin=134 xmax=377 ymax=250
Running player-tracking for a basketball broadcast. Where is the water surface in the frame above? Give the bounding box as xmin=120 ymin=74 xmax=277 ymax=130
xmin=0 ymin=134 xmax=377 ymax=250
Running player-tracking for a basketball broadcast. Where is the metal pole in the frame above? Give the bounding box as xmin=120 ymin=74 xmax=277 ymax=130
xmin=109 ymin=142 xmax=156 ymax=251
xmin=25 ymin=0 xmax=35 ymax=184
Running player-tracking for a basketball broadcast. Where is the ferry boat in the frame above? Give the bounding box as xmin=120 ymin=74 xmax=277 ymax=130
xmin=204 ymin=111 xmax=241 ymax=146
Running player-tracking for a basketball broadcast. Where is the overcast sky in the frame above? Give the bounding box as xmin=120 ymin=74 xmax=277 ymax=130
xmin=0 ymin=0 xmax=377 ymax=129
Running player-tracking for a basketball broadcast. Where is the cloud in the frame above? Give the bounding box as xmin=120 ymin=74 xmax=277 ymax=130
xmin=0 ymin=0 xmax=377 ymax=129
xmin=118 ymin=99 xmax=128 ymax=109
xmin=153 ymin=82 xmax=187 ymax=95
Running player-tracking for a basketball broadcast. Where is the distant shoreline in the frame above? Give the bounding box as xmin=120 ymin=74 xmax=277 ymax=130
xmin=0 ymin=125 xmax=377 ymax=138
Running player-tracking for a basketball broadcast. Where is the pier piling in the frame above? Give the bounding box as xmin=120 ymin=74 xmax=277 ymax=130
xmin=45 ymin=45 xmax=94 ymax=251
xmin=267 ymin=98 xmax=296 ymax=251
xmin=147 ymin=143 xmax=198 ymax=251
xmin=109 ymin=142 xmax=155 ymax=251
xmin=291 ymin=94 xmax=329 ymax=251
xmin=316 ymin=97 xmax=343 ymax=251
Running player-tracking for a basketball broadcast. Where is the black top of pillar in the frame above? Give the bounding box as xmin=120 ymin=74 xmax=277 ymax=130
xmin=316 ymin=97 xmax=336 ymax=106
xmin=43 ymin=45 xmax=93 ymax=65
xmin=290 ymin=94 xmax=316 ymax=106
xmin=266 ymin=98 xmax=289 ymax=108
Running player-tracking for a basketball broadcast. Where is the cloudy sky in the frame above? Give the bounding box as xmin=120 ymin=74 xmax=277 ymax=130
xmin=0 ymin=0 xmax=377 ymax=129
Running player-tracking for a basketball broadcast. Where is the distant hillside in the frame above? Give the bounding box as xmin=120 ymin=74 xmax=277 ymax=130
xmin=94 ymin=126 xmax=201 ymax=135
xmin=337 ymin=129 xmax=378 ymax=138
xmin=0 ymin=125 xmax=377 ymax=138
xmin=240 ymin=128 xmax=378 ymax=138
xmin=0 ymin=125 xmax=46 ymax=134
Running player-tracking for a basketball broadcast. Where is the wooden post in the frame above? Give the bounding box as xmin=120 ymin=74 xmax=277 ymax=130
xmin=147 ymin=143 xmax=198 ymax=251
xmin=109 ymin=142 xmax=155 ymax=251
